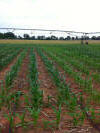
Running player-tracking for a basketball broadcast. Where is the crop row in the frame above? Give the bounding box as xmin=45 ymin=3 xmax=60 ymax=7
xmin=42 ymin=48 xmax=100 ymax=105
xmin=5 ymin=49 xmax=27 ymax=88
xmin=36 ymin=47 xmax=100 ymax=130
xmin=43 ymin=45 xmax=100 ymax=71
xmin=0 ymin=44 xmax=100 ymax=132
xmin=36 ymin=48 xmax=93 ymax=127
xmin=0 ymin=47 xmax=21 ymax=71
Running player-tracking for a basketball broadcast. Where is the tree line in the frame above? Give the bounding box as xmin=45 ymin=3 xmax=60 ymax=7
xmin=0 ymin=32 xmax=100 ymax=40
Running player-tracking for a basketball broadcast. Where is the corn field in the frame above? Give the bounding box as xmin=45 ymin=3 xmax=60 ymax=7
xmin=0 ymin=43 xmax=100 ymax=133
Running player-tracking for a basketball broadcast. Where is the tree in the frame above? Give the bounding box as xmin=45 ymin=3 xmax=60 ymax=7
xmin=51 ymin=35 xmax=58 ymax=40
xmin=0 ymin=33 xmax=4 ymax=39
xmin=23 ymin=34 xmax=30 ymax=40
xmin=4 ymin=32 xmax=16 ymax=39
xmin=91 ymin=36 xmax=97 ymax=40
xmin=75 ymin=36 xmax=79 ymax=40
xmin=65 ymin=36 xmax=71 ymax=40
xmin=18 ymin=35 xmax=23 ymax=39
xmin=45 ymin=37 xmax=51 ymax=40
xmin=37 ymin=36 xmax=45 ymax=40
xmin=85 ymin=36 xmax=90 ymax=40
xmin=96 ymin=36 xmax=100 ymax=40
xmin=31 ymin=36 xmax=36 ymax=40
xmin=72 ymin=37 xmax=75 ymax=40
xmin=59 ymin=37 xmax=64 ymax=40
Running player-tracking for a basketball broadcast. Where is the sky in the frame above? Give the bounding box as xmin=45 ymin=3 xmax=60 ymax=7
xmin=0 ymin=0 xmax=100 ymax=34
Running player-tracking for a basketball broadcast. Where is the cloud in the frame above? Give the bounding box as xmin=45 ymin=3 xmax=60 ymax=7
xmin=0 ymin=0 xmax=100 ymax=32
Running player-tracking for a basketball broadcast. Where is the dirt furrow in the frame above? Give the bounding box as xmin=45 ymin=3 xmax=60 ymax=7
xmin=36 ymin=52 xmax=57 ymax=102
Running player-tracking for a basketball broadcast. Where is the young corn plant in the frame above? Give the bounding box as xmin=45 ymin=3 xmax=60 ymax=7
xmin=13 ymin=91 xmax=22 ymax=111
xmin=42 ymin=119 xmax=54 ymax=130
xmin=5 ymin=94 xmax=14 ymax=111
xmin=0 ymin=81 xmax=6 ymax=110
xmin=47 ymin=95 xmax=52 ymax=107
xmin=16 ymin=111 xmax=26 ymax=128
xmin=5 ymin=113 xmax=15 ymax=133
xmin=24 ymin=95 xmax=30 ymax=107
xmin=28 ymin=107 xmax=40 ymax=127
xmin=52 ymin=104 xmax=62 ymax=129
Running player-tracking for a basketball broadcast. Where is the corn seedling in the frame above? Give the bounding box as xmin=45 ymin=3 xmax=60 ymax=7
xmin=51 ymin=104 xmax=62 ymax=128
xmin=5 ymin=113 xmax=15 ymax=133
xmin=16 ymin=111 xmax=26 ymax=128
xmin=28 ymin=107 xmax=40 ymax=127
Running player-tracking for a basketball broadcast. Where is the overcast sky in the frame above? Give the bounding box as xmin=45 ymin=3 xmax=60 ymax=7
xmin=0 ymin=0 xmax=100 ymax=33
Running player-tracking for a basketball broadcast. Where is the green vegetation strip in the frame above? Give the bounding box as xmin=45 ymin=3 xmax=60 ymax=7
xmin=0 ymin=47 xmax=21 ymax=71
xmin=5 ymin=49 xmax=27 ymax=88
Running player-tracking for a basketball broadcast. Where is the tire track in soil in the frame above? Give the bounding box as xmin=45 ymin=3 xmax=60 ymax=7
xmin=42 ymin=51 xmax=99 ymax=133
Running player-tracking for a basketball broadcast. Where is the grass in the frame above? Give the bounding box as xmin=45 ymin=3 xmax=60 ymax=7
xmin=0 ymin=39 xmax=81 ymax=44
xmin=0 ymin=39 xmax=100 ymax=45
